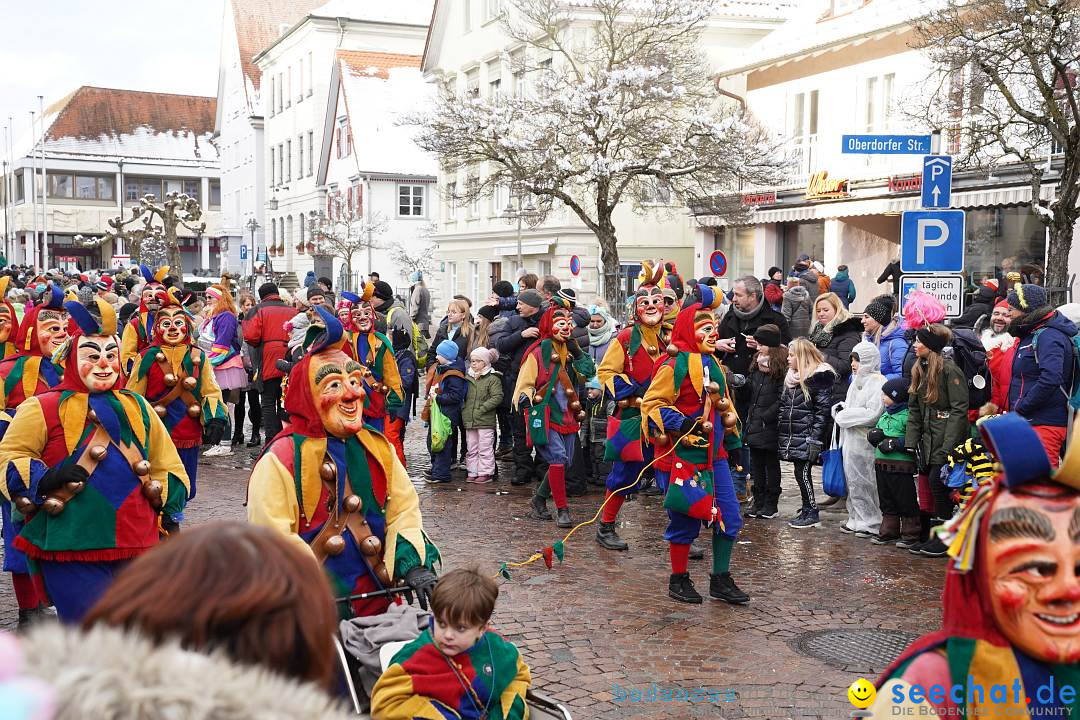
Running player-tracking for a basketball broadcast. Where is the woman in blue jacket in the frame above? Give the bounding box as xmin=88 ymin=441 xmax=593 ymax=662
xmin=861 ymin=295 xmax=909 ymax=381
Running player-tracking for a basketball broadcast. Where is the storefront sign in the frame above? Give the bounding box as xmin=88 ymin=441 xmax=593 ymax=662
xmin=888 ymin=174 xmax=922 ymax=193
xmin=805 ymin=171 xmax=850 ymax=200
xmin=110 ymin=254 xmax=131 ymax=269
xmin=900 ymin=274 xmax=964 ymax=319
xmin=741 ymin=191 xmax=777 ymax=206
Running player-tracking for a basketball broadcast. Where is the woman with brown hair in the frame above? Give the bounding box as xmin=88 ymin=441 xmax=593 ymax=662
xmin=198 ymin=278 xmax=247 ymax=456
xmin=15 ymin=522 xmax=350 ymax=718
xmin=904 ymin=323 xmax=969 ymax=558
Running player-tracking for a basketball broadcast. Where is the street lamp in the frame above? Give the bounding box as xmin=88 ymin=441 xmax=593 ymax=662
xmin=245 ymin=217 xmax=260 ymax=278
xmin=502 ymin=189 xmax=543 ymax=269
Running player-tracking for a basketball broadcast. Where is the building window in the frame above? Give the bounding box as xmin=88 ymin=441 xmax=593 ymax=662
xmin=209 ymin=180 xmax=221 ymax=208
xmin=278 ymin=143 xmax=284 ymax=185
xmin=307 ymin=52 xmax=314 ymax=96
xmin=511 ymin=50 xmax=526 ymax=97
xmin=297 ymin=135 xmax=304 ymax=179
xmin=47 ymin=174 xmax=72 ymax=199
xmin=465 ymin=68 xmax=480 ymax=98
xmin=47 ymin=173 xmax=114 ymax=201
xmin=299 ymin=213 xmax=305 ymax=244
xmin=483 ymin=0 xmax=502 ymax=22
xmin=446 ymin=182 xmax=457 ymax=221
xmin=298 ymin=58 xmax=304 ymax=101
xmin=463 ymin=0 xmax=471 ymax=31
xmin=269 ymin=76 xmax=275 ymax=117
xmin=864 ymin=76 xmax=878 ymax=132
xmin=286 ymin=139 xmax=292 ymax=181
xmin=285 ymin=66 xmax=292 ymax=108
xmin=448 ymin=261 xmax=458 ymax=294
xmin=126 ymin=177 xmax=163 ymax=202
xmin=286 ymin=215 xmax=293 ymax=247
xmin=307 ymin=131 xmax=314 ymax=176
xmin=398 ymin=184 xmax=424 ymax=217
xmin=466 ymin=177 xmax=479 ymax=218
xmin=270 ymin=147 xmax=276 ymax=186
xmin=277 ymin=73 xmax=283 ymax=114
xmin=791 ymin=89 xmax=819 ymax=175
xmin=14 ymin=170 xmax=24 ymax=202
xmin=487 ymin=61 xmax=501 ymax=98
xmin=336 ymin=118 xmax=350 ymax=158
xmin=640 ymin=178 xmax=671 ymax=205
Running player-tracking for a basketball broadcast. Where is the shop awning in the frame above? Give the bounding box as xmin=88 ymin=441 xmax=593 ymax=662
xmin=696 ymin=184 xmax=1056 ymax=227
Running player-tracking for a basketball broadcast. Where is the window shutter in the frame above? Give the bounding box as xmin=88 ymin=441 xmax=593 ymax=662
xmin=347 ymin=186 xmax=353 ymax=215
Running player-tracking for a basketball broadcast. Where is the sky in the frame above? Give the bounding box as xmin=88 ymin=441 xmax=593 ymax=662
xmin=0 ymin=0 xmax=223 ymax=142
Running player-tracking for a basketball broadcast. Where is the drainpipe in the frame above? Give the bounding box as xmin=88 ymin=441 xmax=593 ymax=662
xmin=714 ymin=76 xmax=746 ymax=114
xmin=337 ymin=17 xmax=347 ymax=47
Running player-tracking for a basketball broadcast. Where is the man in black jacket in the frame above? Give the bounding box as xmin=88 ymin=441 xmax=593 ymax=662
xmin=717 ymin=276 xmax=791 ymax=499
xmin=495 ymin=289 xmax=547 ymax=485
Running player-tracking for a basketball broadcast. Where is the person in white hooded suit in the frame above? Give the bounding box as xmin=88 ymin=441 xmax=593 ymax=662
xmin=832 ymin=341 xmax=887 ymax=536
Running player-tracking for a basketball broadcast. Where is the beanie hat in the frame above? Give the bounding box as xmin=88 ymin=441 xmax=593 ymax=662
xmin=863 ymin=294 xmax=895 ymax=326
xmin=470 ymin=346 xmax=498 ymax=366
xmin=556 ymin=288 xmax=577 ymax=307
xmin=767 ymin=266 xmax=782 ymax=278
xmin=975 ymin=284 xmax=997 ymax=302
xmin=752 ymin=323 xmax=782 ymax=348
xmin=916 ymin=326 xmax=949 ymax=353
xmin=258 ymin=282 xmax=278 ymax=300
xmin=882 ymin=377 xmax=909 ymax=404
xmin=372 ymin=281 xmax=394 ymax=303
xmin=518 ymin=289 xmax=543 ymax=308
xmin=492 ymin=280 xmax=515 ymax=298
xmin=477 ymin=304 xmax=499 ymax=322
xmin=1007 ymin=283 xmax=1048 ymax=312
xmin=436 ymin=339 xmax=459 ymax=361
xmin=994 ymin=297 xmax=1010 ymax=311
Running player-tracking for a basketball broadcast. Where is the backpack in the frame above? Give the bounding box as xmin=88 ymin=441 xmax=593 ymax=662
xmin=1031 ymin=326 xmax=1080 ymax=411
xmin=389 ymin=306 xmax=429 ymax=367
xmin=948 ymin=328 xmax=993 ymax=411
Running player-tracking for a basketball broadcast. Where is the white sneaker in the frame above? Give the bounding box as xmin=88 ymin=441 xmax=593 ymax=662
xmin=203 ymin=445 xmax=233 ymax=457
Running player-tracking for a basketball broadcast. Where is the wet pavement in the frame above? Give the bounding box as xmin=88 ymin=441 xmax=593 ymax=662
xmin=1 ymin=421 xmax=946 ymax=719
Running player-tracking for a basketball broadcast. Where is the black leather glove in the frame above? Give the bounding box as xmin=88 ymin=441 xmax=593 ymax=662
xmin=728 ymin=373 xmax=747 ymax=389
xmin=866 ymin=428 xmax=886 ymax=447
xmin=806 ymin=442 xmax=822 ymax=464
xmin=204 ymin=418 xmax=226 ymax=447
xmin=160 ymin=515 xmax=180 ymax=535
xmin=566 ymin=337 xmax=583 ymax=359
xmin=403 ymin=566 xmax=438 ymax=611
xmin=679 ymin=416 xmax=698 ymax=434
xmin=38 ymin=464 xmax=89 ymax=495
xmin=879 ymin=438 xmax=911 ymax=455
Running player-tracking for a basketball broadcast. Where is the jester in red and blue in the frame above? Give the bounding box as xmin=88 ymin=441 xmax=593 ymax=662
xmin=0 ymin=276 xmax=18 ymax=361
xmin=595 ymin=260 xmax=671 ymax=551
xmin=0 ymin=282 xmax=68 ymax=621
xmin=0 ymin=296 xmax=189 ymax=623
xmin=371 ymin=617 xmax=531 ymax=720
xmin=640 ymin=284 xmax=750 ymax=606
xmin=512 ymin=297 xmax=597 ymax=528
xmin=871 ymin=413 xmax=1080 ymax=717
xmin=120 ymin=264 xmax=170 ymax=375
xmin=125 ymin=288 xmax=227 ymax=502
xmin=340 ymin=285 xmax=405 ymax=439
xmin=247 ymin=306 xmax=439 ymax=619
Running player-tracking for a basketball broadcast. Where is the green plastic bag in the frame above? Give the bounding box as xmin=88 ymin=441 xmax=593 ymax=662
xmin=429 ymin=400 xmax=452 ymax=453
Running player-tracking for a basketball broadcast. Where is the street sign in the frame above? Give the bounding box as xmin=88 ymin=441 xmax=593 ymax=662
xmin=240 ymin=244 xmax=248 ymax=260
xmin=900 ymin=209 xmax=965 ymax=273
xmin=900 ymin=275 xmax=964 ymax=319
xmin=709 ymin=250 xmax=728 ymax=277
xmin=841 ymin=134 xmax=933 ymax=155
xmin=110 ymin=254 xmax=130 ymax=270
xmin=921 ymin=155 xmax=952 ymax=208
xmin=569 ymin=254 xmax=580 ymax=276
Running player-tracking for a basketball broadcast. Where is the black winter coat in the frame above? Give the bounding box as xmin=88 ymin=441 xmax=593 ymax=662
xmin=717 ymin=301 xmax=791 ymax=376
xmin=494 ymin=312 xmax=542 ymax=383
xmin=777 ymin=367 xmax=836 ymax=461
xmin=809 ymin=316 xmax=864 ymax=407
xmin=744 ymin=369 xmax=783 ymax=449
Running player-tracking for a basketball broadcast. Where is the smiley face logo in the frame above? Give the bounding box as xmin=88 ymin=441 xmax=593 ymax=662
xmin=847 ymin=678 xmax=876 ymax=709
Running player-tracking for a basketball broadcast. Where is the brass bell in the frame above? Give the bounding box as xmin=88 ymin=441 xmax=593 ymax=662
xmin=646 ymin=345 xmax=658 ymax=355
xmin=155 ymin=352 xmax=166 ymax=363
xmin=666 ymin=343 xmax=679 ymax=357
xmin=133 ymin=459 xmax=152 ymax=476
xmin=567 ymin=387 xmax=577 ymax=399
xmin=42 ymin=497 xmax=65 ymax=515
xmin=551 ymin=354 xmax=560 ymax=364
xmin=707 ymin=382 xmax=721 ymax=396
xmin=88 ymin=408 xmax=98 ymax=422
xmin=182 ymin=376 xmax=198 ymax=391
xmin=14 ymin=496 xmax=36 ymax=514
xmin=721 ymin=412 xmax=738 ymax=429
xmin=324 ymin=535 xmax=346 ymax=556
xmin=701 ymin=421 xmax=714 ymax=433
xmin=154 ymin=405 xmax=167 ymax=418
xmin=617 ymin=399 xmax=629 ymax=409
xmin=89 ymin=445 xmax=108 ymax=461
xmin=319 ymin=462 xmax=336 ymax=481
xmin=187 ymin=404 xmax=202 ymax=418
xmin=533 ymin=394 xmax=544 ymax=405
xmin=163 ymin=373 xmax=178 ymax=387
xmin=343 ymin=494 xmax=361 ymax=513
xmin=569 ymin=400 xmax=582 ymax=412
xmin=142 ymin=479 xmax=163 ymax=500
xmin=575 ymin=411 xmax=587 ymax=422
xmin=359 ymin=535 xmax=382 ymax=557
xmin=65 ymin=480 xmax=86 ymax=494
xmin=630 ymin=397 xmax=642 ymax=408
xmin=374 ymin=562 xmax=391 ymax=586
xmin=372 ymin=382 xmax=384 ymax=394
xmin=654 ymin=433 xmax=669 ymax=445
xmin=715 ymin=397 xmax=730 ymax=412
xmin=190 ymin=354 xmax=201 ymax=365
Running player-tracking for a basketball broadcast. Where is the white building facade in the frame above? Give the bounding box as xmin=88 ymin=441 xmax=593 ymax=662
xmin=253 ymin=0 xmax=432 ymax=287
xmin=0 ymin=86 xmax=221 ymax=273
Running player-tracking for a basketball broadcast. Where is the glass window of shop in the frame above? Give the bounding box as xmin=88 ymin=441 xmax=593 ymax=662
xmin=965 ymin=206 xmax=1047 ymax=286
xmin=719 ymin=226 xmax=756 ymax=283
xmin=781 ymin=222 xmax=825 ymax=273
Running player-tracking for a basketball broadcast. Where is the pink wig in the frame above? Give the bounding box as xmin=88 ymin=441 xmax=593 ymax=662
xmin=901 ymin=290 xmax=946 ymax=330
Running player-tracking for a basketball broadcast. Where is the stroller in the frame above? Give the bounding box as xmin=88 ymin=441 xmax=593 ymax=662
xmin=582 ymin=387 xmax=614 ymax=486
xmin=333 ymin=587 xmax=573 ymax=719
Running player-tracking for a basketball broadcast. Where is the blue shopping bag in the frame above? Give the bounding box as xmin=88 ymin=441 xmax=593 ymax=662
xmin=821 ymin=424 xmax=847 ymax=498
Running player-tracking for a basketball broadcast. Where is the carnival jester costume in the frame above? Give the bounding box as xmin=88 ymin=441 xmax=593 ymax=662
xmin=125 ymin=288 xmax=227 ymax=500
xmin=595 ymin=260 xmax=670 ymax=551
xmin=0 ymin=297 xmax=189 ymax=622
xmin=0 ymin=275 xmax=18 ymax=360
xmin=341 ymin=285 xmax=405 ymax=437
xmin=513 ymin=297 xmax=597 ymax=529
xmin=371 ymin=621 xmax=530 ymax=720
xmin=640 ymin=285 xmax=749 ymax=605
xmin=120 ymin=264 xmax=169 ymax=374
xmin=873 ymin=413 xmax=1080 ymax=717
xmin=247 ymin=307 xmax=439 ymax=619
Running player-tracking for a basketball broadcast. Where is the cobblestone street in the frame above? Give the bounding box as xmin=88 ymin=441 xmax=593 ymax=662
xmin=1 ymin=421 xmax=946 ymax=719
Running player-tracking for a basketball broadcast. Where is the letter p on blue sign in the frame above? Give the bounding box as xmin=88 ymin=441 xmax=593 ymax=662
xmin=900 ymin=209 xmax=965 ymax=273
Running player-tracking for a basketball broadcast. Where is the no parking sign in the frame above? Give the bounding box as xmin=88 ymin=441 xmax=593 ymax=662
xmin=709 ymin=250 xmax=727 ymax=277
xmin=569 ymin=254 xmax=581 ymax=276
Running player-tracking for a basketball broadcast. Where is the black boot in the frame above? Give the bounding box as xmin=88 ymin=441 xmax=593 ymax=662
xmin=555 ymin=506 xmax=573 ymax=529
xmin=596 ymin=521 xmax=629 ymax=551
xmin=688 ymin=541 xmax=704 ymax=560
xmin=709 ymin=572 xmax=750 ymax=604
xmin=528 ymin=495 xmax=553 ymax=521
xmin=17 ymin=605 xmax=57 ymax=629
xmin=247 ymin=429 xmax=261 ymax=448
xmin=668 ymin=573 xmax=703 ymax=604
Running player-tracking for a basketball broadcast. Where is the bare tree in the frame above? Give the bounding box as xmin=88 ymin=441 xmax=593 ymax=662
xmin=78 ymin=192 xmax=205 ymax=275
xmin=389 ymin=221 xmax=439 ymax=280
xmin=407 ymin=0 xmax=788 ymax=309
xmin=308 ymin=192 xmax=388 ymax=292
xmin=912 ymin=0 xmax=1080 ymax=291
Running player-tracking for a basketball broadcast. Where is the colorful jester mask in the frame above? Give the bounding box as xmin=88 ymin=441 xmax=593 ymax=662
xmin=154 ymin=306 xmax=191 ymax=347
xmin=693 ymin=312 xmax=718 ymax=354
xmin=76 ymin=334 xmax=122 ymax=393
xmin=634 ymin=260 xmax=666 ymax=327
xmin=309 ymin=349 xmax=367 ymax=438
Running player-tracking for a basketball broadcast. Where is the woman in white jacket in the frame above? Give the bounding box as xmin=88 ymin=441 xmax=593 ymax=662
xmin=832 ymin=341 xmax=887 ymax=537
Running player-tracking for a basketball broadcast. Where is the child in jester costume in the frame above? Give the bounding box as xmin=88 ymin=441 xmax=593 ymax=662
xmin=640 ymin=285 xmax=749 ymax=605
xmin=595 ymin=260 xmax=670 ymax=551
xmin=125 ymin=288 xmax=227 ymax=501
xmin=0 ymin=276 xmax=18 ymax=360
xmin=0 ymin=297 xmax=189 ymax=622
xmin=247 ymin=306 xmax=439 ymax=619
xmin=513 ymin=297 xmax=597 ymax=529
xmin=340 ymin=285 xmax=405 ymax=446
xmin=120 ymin=264 xmax=170 ymax=374
xmin=872 ymin=413 xmax=1080 ymax=717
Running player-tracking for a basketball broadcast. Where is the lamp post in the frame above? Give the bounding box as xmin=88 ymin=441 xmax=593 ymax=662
xmin=245 ymin=217 xmax=260 ymax=279
xmin=502 ymin=188 xmax=542 ymax=271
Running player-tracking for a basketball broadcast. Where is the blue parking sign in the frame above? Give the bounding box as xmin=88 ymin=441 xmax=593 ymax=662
xmin=921 ymin=156 xmax=952 ymax=208
xmin=240 ymin=244 xmax=248 ymax=260
xmin=900 ymin=210 xmax=965 ymax=273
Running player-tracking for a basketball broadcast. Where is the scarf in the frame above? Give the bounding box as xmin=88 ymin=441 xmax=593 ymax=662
xmin=784 ymin=367 xmax=801 ymax=389
xmin=588 ymin=309 xmax=616 ymax=347
xmin=731 ymin=298 xmax=765 ymax=322
xmin=467 ymin=365 xmax=491 ymax=379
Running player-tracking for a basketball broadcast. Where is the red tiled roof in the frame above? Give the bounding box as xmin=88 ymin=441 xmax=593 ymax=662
xmin=337 ymin=50 xmax=422 ymax=79
xmin=231 ymin=0 xmax=325 ymax=94
xmin=45 ymin=87 xmax=216 ymax=140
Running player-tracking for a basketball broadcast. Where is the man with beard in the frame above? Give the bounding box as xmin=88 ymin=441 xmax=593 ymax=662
xmin=1006 ymin=284 xmax=1077 ymax=467
xmin=126 ymin=288 xmax=227 ymax=500
xmin=0 ymin=297 xmax=189 ymax=622
xmin=120 ymin=265 xmax=170 ymax=375
xmin=247 ymin=307 xmax=439 ymax=618
xmin=513 ymin=297 xmax=597 ymax=528
xmin=977 ymin=299 xmax=1016 ymax=415
xmin=594 ymin=260 xmax=668 ymax=551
